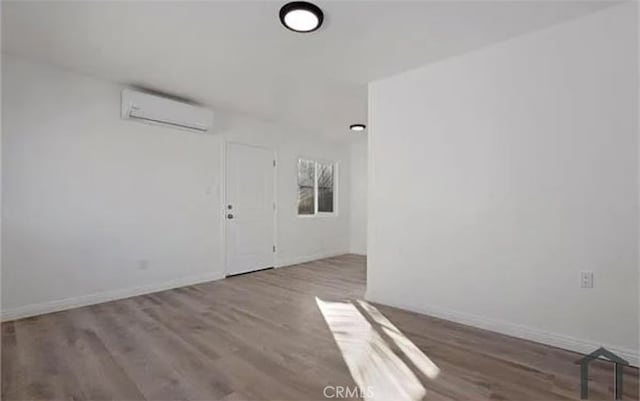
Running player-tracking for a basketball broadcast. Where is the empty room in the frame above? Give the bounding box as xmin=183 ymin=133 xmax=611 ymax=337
xmin=1 ymin=1 xmax=639 ymax=400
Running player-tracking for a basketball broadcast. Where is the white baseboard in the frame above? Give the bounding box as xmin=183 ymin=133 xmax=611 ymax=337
xmin=365 ymin=293 xmax=639 ymax=367
xmin=276 ymin=250 xmax=349 ymax=268
xmin=348 ymin=248 xmax=367 ymax=256
xmin=1 ymin=271 xmax=225 ymax=322
xmin=2 ymin=252 xmax=348 ymax=321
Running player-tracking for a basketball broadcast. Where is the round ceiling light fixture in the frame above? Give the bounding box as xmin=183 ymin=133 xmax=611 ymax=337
xmin=350 ymin=124 xmax=366 ymax=132
xmin=279 ymin=2 xmax=324 ymax=33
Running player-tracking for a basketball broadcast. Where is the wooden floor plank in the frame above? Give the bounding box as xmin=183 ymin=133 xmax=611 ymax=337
xmin=2 ymin=254 xmax=638 ymax=400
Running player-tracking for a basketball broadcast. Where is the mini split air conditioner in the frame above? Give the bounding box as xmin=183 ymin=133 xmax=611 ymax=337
xmin=121 ymin=89 xmax=214 ymax=133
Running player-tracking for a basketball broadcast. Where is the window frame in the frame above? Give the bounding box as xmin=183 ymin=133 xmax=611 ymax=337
xmin=296 ymin=157 xmax=338 ymax=217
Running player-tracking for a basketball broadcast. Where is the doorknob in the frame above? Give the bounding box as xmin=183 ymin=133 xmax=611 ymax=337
xmin=227 ymin=213 xmax=234 ymax=219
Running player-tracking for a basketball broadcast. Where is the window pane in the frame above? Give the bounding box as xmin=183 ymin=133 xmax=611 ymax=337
xmin=317 ymin=163 xmax=334 ymax=213
xmin=318 ymin=187 xmax=333 ymax=212
xmin=298 ymin=186 xmax=315 ymax=215
xmin=297 ymin=159 xmax=315 ymax=215
xmin=298 ymin=159 xmax=315 ymax=186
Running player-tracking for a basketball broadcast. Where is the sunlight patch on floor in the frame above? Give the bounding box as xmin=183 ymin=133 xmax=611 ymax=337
xmin=357 ymin=300 xmax=440 ymax=380
xmin=316 ymin=297 xmax=438 ymax=401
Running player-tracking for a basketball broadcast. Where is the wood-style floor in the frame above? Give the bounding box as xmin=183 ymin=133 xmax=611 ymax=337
xmin=2 ymin=254 xmax=638 ymax=400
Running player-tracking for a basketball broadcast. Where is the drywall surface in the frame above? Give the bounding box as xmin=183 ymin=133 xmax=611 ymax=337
xmin=368 ymin=3 xmax=639 ymax=362
xmin=349 ymin=138 xmax=367 ymax=255
xmin=1 ymin=54 xmax=350 ymax=319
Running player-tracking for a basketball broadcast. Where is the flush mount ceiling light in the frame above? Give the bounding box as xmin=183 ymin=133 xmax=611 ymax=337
xmin=279 ymin=1 xmax=324 ymax=33
xmin=350 ymin=124 xmax=366 ymax=132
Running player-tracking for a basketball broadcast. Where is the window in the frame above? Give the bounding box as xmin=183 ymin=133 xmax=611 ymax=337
xmin=297 ymin=159 xmax=336 ymax=215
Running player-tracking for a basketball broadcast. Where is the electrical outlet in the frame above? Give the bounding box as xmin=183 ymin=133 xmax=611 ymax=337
xmin=580 ymin=271 xmax=594 ymax=288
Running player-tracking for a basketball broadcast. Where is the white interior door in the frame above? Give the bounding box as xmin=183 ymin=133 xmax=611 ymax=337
xmin=225 ymin=142 xmax=275 ymax=276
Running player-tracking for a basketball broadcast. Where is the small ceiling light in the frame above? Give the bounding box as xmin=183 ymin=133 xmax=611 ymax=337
xmin=350 ymin=124 xmax=366 ymax=132
xmin=279 ymin=2 xmax=324 ymax=33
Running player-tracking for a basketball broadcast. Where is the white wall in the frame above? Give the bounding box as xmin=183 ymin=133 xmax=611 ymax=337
xmin=1 ymin=54 xmax=350 ymax=319
xmin=349 ymin=138 xmax=367 ymax=255
xmin=368 ymin=3 xmax=639 ymax=364
xmin=213 ymin=113 xmax=351 ymax=268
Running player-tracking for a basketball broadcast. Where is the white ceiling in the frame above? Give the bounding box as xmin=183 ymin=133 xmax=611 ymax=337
xmin=1 ymin=1 xmax=618 ymax=141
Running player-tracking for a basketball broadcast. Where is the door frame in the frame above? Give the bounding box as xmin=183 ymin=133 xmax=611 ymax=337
xmin=221 ymin=141 xmax=278 ymax=277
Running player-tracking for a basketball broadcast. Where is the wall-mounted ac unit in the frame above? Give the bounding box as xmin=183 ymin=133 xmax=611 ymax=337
xmin=121 ymin=89 xmax=214 ymax=133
